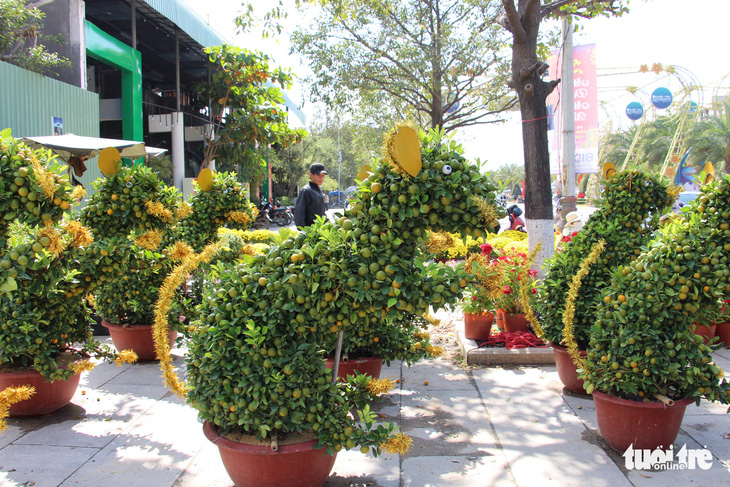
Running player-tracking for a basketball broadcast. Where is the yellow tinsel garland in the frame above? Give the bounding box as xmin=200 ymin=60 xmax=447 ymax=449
xmin=0 ymin=386 xmax=35 ymax=432
xmin=517 ymin=243 xmax=543 ymax=337
xmin=561 ymin=240 xmax=606 ymax=367
xmin=153 ymin=242 xmax=221 ymax=397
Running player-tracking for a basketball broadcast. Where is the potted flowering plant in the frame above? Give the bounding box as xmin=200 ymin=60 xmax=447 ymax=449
xmin=494 ymin=249 xmax=538 ymax=333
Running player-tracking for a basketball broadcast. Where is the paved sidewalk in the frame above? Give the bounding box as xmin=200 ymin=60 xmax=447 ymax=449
xmin=1 ymin=309 xmax=729 ymax=487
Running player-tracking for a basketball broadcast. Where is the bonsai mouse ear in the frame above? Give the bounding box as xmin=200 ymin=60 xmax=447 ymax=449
xmin=98 ymin=147 xmax=121 ymax=177
xmin=197 ymin=168 xmax=214 ymax=191
xmin=391 ymin=126 xmax=422 ymax=177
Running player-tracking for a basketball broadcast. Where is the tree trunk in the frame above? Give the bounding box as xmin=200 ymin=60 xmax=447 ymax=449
xmin=509 ymin=11 xmax=555 ymax=271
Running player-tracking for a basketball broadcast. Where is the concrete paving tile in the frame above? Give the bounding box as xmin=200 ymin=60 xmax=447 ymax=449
xmin=680 ymin=413 xmax=730 ymax=465
xmin=0 ymin=444 xmax=95 ymax=487
xmin=400 ymin=358 xmax=473 ymax=391
xmin=402 ymin=455 xmax=514 ymax=487
xmin=325 ymin=449 xmax=400 ymax=487
xmin=171 ymin=441 xmax=231 ymax=487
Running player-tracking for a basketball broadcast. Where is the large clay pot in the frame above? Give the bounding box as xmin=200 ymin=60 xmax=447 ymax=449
xmin=692 ymin=322 xmax=716 ymax=345
xmin=498 ymin=310 xmax=529 ymax=333
xmin=463 ymin=312 xmax=494 ymax=341
xmin=203 ymin=420 xmax=336 ymax=487
xmin=593 ymin=390 xmax=695 ymax=452
xmin=0 ymin=368 xmax=80 ymax=417
xmin=102 ymin=319 xmax=177 ymax=362
xmin=325 ymin=356 xmax=383 ymax=381
xmin=715 ymin=322 xmax=730 ymax=347
xmin=550 ymin=343 xmax=588 ymax=395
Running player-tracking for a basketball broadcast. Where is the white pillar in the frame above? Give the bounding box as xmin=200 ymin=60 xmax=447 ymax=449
xmin=171 ymin=112 xmax=185 ymax=191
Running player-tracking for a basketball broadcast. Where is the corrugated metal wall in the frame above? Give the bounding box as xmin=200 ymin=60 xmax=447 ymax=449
xmin=0 ymin=60 xmax=104 ymax=195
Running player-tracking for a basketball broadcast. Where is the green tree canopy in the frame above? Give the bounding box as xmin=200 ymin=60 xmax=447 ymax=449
xmin=290 ymin=0 xmax=517 ymax=132
xmin=0 ymin=0 xmax=69 ymax=75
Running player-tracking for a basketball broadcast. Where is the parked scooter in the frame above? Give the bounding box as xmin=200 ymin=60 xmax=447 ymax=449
xmin=251 ymin=200 xmax=271 ymax=230
xmin=269 ymin=200 xmax=294 ymax=226
xmin=505 ymin=204 xmax=526 ymax=233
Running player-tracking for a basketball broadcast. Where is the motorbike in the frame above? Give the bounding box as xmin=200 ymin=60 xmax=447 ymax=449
xmin=269 ymin=200 xmax=294 ymax=227
xmin=505 ymin=204 xmax=526 ymax=233
xmin=251 ymin=201 xmax=271 ymax=230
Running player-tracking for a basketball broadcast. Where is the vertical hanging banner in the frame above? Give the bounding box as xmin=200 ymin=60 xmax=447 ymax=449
xmin=547 ymin=44 xmax=599 ymax=174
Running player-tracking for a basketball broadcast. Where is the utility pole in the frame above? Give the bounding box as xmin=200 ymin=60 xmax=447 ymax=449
xmin=559 ymin=15 xmax=577 ymax=230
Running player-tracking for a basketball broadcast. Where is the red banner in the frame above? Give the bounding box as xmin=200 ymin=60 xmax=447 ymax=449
xmin=548 ymin=44 xmax=599 ymax=174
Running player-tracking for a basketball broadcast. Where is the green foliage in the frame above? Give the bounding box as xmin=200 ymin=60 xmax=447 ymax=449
xmin=145 ymin=155 xmax=173 ymax=186
xmin=536 ymin=170 xmax=674 ymax=347
xmin=0 ymin=0 xmax=70 ymax=75
xmin=582 ymin=176 xmax=730 ymax=404
xmin=0 ymin=131 xmax=119 ymax=380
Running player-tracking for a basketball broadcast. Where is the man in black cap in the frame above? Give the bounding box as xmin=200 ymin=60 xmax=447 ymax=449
xmin=294 ymin=163 xmax=328 ymax=228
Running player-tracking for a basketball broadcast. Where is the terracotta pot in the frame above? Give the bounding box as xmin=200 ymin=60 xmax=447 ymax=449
xmin=692 ymin=323 xmax=716 ymax=345
xmin=102 ymin=319 xmax=178 ymax=362
xmin=463 ymin=312 xmax=494 ymax=341
xmin=494 ymin=309 xmax=505 ymax=331
xmin=325 ymin=356 xmax=383 ymax=381
xmin=593 ymin=390 xmax=695 ymax=452
xmin=203 ymin=420 xmax=336 ymax=487
xmin=550 ymin=343 xmax=588 ymax=395
xmin=715 ymin=322 xmax=730 ymax=347
xmin=498 ymin=310 xmax=529 ymax=333
xmin=0 ymin=368 xmax=80 ymax=417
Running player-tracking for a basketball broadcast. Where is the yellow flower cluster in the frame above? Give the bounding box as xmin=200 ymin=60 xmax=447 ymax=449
xmin=465 ymin=253 xmax=504 ymax=303
xmin=145 ymin=201 xmax=173 ymax=221
xmin=168 ymin=241 xmax=194 ymax=261
xmin=30 ymin=154 xmax=57 ymax=200
xmin=64 ymin=220 xmax=94 ymax=248
xmin=154 ymin=242 xmax=221 ymax=397
xmin=518 ymin=243 xmax=544 ymax=338
xmin=0 ymin=386 xmax=35 ymax=432
xmin=423 ymin=314 xmax=441 ymax=327
xmin=227 ymin=211 xmax=252 ymax=225
xmin=71 ymin=185 xmax=86 ymax=201
xmin=115 ymin=349 xmax=138 ymax=366
xmin=366 ymin=378 xmax=395 ymax=395
xmin=380 ymin=432 xmax=413 ymax=455
xmin=134 ymin=229 xmax=163 ymax=250
xmin=70 ymin=359 xmax=96 ymax=374
xmin=562 ymin=240 xmax=605 ymax=366
xmin=176 ymin=201 xmax=192 ymax=219
xmin=240 ymin=243 xmax=259 ymax=257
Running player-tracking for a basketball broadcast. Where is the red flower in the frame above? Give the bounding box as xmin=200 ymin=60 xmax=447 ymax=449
xmin=502 ymin=286 xmax=512 ymax=295
xmin=480 ymin=242 xmax=493 ymax=257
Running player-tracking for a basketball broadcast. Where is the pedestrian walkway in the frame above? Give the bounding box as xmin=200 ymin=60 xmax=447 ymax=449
xmin=1 ymin=308 xmax=728 ymax=486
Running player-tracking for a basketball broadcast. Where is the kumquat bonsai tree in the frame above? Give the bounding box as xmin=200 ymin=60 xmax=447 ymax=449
xmin=0 ymin=131 xmax=135 ymax=427
xmin=152 ymin=124 xmax=503 ymax=461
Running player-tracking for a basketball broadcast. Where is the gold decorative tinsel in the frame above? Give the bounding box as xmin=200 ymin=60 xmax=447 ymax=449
xmin=227 ymin=210 xmax=252 ymax=225
xmin=473 ymin=196 xmax=500 ymax=230
xmin=424 ymin=232 xmax=456 ymax=255
xmin=134 ymin=229 xmax=163 ymax=250
xmin=517 ymin=243 xmax=543 ymax=337
xmin=115 ymin=350 xmax=138 ymax=366
xmin=154 ymin=242 xmax=221 ymax=397
xmin=71 ymin=185 xmax=86 ymax=201
xmin=562 ymin=240 xmax=605 ymax=367
xmin=366 ymin=378 xmax=395 ymax=395
xmin=145 ymin=201 xmax=173 ymax=221
xmin=0 ymin=386 xmax=35 ymax=432
xmin=64 ymin=220 xmax=94 ymax=248
xmin=176 ymin=201 xmax=192 ymax=219
xmin=30 ymin=154 xmax=57 ymax=200
xmin=70 ymin=359 xmax=96 ymax=374
xmin=168 ymin=241 xmax=194 ymax=261
xmin=380 ymin=432 xmax=413 ymax=455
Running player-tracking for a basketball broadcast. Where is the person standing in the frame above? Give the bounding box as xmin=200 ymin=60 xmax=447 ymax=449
xmin=294 ymin=163 xmax=327 ymax=228
xmin=322 ymin=191 xmax=330 ymax=210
